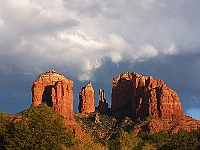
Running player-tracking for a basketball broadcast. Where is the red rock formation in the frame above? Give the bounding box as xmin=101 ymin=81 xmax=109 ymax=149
xmin=112 ymin=72 xmax=200 ymax=133
xmin=98 ymin=89 xmax=108 ymax=113
xmin=79 ymin=82 xmax=95 ymax=113
xmin=112 ymin=72 xmax=134 ymax=110
xmin=32 ymin=70 xmax=74 ymax=119
xmin=112 ymin=72 xmax=185 ymax=121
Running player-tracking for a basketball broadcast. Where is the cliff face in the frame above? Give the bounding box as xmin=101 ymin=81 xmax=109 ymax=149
xmin=78 ymin=82 xmax=95 ymax=113
xmin=112 ymin=72 xmax=200 ymax=133
xmin=112 ymin=72 xmax=184 ymax=122
xmin=32 ymin=70 xmax=74 ymax=119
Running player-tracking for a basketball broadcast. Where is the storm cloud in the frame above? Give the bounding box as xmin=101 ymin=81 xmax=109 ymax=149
xmin=0 ymin=0 xmax=200 ymax=118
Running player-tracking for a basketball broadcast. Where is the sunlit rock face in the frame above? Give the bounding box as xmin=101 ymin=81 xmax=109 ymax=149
xmin=31 ymin=70 xmax=74 ymax=119
xmin=78 ymin=82 xmax=95 ymax=113
xmin=112 ymin=72 xmax=184 ymax=122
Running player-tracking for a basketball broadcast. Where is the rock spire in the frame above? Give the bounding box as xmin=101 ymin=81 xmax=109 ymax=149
xmin=98 ymin=89 xmax=108 ymax=113
xmin=78 ymin=82 xmax=95 ymax=113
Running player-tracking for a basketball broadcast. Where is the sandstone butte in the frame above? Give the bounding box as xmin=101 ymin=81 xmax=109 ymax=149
xmin=31 ymin=70 xmax=82 ymax=136
xmin=30 ymin=70 xmax=200 ymax=136
xmin=111 ymin=72 xmax=200 ymax=134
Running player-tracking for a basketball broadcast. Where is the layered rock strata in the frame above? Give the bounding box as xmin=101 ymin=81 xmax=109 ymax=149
xmin=32 ymin=70 xmax=74 ymax=119
xmin=79 ymin=82 xmax=95 ymax=113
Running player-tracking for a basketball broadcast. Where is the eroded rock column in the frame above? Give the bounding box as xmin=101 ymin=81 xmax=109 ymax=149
xmin=98 ymin=89 xmax=108 ymax=113
xmin=79 ymin=82 xmax=95 ymax=113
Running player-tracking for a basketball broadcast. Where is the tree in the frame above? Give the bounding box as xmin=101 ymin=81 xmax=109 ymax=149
xmin=0 ymin=110 xmax=10 ymax=149
xmin=5 ymin=104 xmax=74 ymax=150
xmin=69 ymin=133 xmax=108 ymax=150
xmin=141 ymin=143 xmax=157 ymax=150
xmin=192 ymin=129 xmax=200 ymax=149
xmin=109 ymin=129 xmax=142 ymax=150
xmin=161 ymin=129 xmax=198 ymax=150
xmin=149 ymin=131 xmax=169 ymax=149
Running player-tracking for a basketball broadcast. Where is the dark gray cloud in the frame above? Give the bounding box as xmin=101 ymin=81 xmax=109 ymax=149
xmin=0 ymin=0 xmax=200 ymax=118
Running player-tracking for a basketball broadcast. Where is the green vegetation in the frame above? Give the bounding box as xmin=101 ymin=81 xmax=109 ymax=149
xmin=1 ymin=108 xmax=200 ymax=150
xmin=108 ymin=129 xmax=143 ymax=150
xmin=0 ymin=111 xmax=11 ymax=149
xmin=75 ymin=111 xmax=118 ymax=140
xmin=138 ymin=130 xmax=199 ymax=150
xmin=161 ymin=129 xmax=198 ymax=150
xmin=67 ymin=133 xmax=108 ymax=150
xmin=75 ymin=112 xmax=200 ymax=150
xmin=1 ymin=104 xmax=74 ymax=150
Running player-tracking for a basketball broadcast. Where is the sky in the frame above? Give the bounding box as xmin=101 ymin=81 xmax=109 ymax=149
xmin=0 ymin=0 xmax=200 ymax=119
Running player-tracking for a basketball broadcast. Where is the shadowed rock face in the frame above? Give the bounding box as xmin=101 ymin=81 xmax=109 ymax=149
xmin=112 ymin=72 xmax=184 ymax=122
xmin=79 ymin=82 xmax=95 ymax=113
xmin=32 ymin=70 xmax=74 ymax=119
xmin=98 ymin=89 xmax=108 ymax=113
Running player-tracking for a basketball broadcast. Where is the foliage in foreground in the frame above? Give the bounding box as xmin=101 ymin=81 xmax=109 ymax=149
xmin=0 ymin=110 xmax=10 ymax=149
xmin=66 ymin=133 xmax=108 ymax=150
xmin=75 ymin=112 xmax=200 ymax=150
xmin=1 ymin=104 xmax=74 ymax=150
xmin=1 ymin=106 xmax=200 ymax=150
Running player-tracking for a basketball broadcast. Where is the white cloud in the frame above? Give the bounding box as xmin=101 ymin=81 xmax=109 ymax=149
xmin=135 ymin=0 xmax=156 ymax=10
xmin=78 ymin=59 xmax=102 ymax=81
xmin=132 ymin=44 xmax=158 ymax=62
xmin=5 ymin=0 xmax=29 ymax=8
xmin=57 ymin=29 xmax=106 ymax=50
xmin=163 ymin=44 xmax=178 ymax=55
xmin=0 ymin=0 xmax=200 ymax=81
xmin=0 ymin=19 xmax=4 ymax=28
xmin=108 ymin=34 xmax=130 ymax=52
xmin=109 ymin=51 xmax=123 ymax=64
